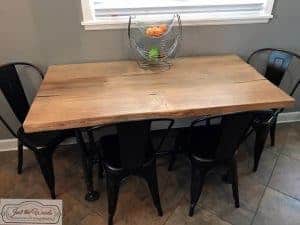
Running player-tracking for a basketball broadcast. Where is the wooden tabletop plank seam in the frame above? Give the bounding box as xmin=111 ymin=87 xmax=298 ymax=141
xmin=23 ymin=55 xmax=295 ymax=133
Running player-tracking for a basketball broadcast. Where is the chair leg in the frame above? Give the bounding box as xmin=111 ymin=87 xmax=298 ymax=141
xmin=17 ymin=139 xmax=23 ymax=174
xmin=253 ymin=124 xmax=270 ymax=172
xmin=142 ymin=160 xmax=163 ymax=216
xmin=106 ymin=172 xmax=121 ymax=225
xmin=34 ymin=150 xmax=56 ymax=199
xmin=189 ymin=164 xmax=208 ymax=217
xmin=230 ymin=158 xmax=240 ymax=208
xmin=270 ymin=116 xmax=278 ymax=147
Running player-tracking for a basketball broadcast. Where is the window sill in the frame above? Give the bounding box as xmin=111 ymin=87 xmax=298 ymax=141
xmin=81 ymin=12 xmax=273 ymax=31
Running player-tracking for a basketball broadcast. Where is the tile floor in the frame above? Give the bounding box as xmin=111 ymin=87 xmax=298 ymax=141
xmin=0 ymin=122 xmax=299 ymax=225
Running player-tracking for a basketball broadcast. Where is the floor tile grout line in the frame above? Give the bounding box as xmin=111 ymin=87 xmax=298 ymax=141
xmin=164 ymin=194 xmax=235 ymax=225
xmin=160 ymin=194 xmax=187 ymax=225
xmin=2 ymin=128 xmax=298 ymax=225
xmin=278 ymin=142 xmax=300 ymax=161
xmin=77 ymin=213 xmax=90 ymax=225
xmin=161 ymin=210 xmax=177 ymax=225
xmin=266 ymin=134 xmax=300 ymax=202
xmin=95 ymin=209 xmax=104 ymax=218
xmin=267 ymin=186 xmax=300 ymax=202
xmin=250 ymin=152 xmax=280 ymax=225
xmin=199 ymin=206 xmax=235 ymax=225
xmin=279 ymin=152 xmax=300 ymax=161
xmin=249 ymin=127 xmax=299 ymax=225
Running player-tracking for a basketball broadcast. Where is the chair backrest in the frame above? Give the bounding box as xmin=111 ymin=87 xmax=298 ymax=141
xmin=0 ymin=63 xmax=43 ymax=137
xmin=247 ymin=48 xmax=300 ymax=96
xmin=115 ymin=118 xmax=173 ymax=170
xmin=215 ymin=112 xmax=253 ymax=161
xmin=116 ymin=120 xmax=153 ymax=170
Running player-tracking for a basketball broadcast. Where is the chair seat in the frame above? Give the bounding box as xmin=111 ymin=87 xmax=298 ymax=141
xmin=189 ymin=125 xmax=222 ymax=160
xmin=100 ymin=134 xmax=154 ymax=168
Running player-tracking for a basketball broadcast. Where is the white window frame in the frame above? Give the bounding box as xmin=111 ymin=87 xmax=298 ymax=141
xmin=81 ymin=0 xmax=275 ymax=30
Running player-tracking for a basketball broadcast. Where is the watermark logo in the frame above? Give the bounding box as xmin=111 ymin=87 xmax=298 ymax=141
xmin=0 ymin=199 xmax=62 ymax=225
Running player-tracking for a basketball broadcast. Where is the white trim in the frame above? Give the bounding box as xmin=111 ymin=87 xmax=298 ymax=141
xmin=277 ymin=111 xmax=300 ymax=124
xmin=81 ymin=0 xmax=95 ymax=22
xmin=82 ymin=13 xmax=273 ymax=30
xmin=81 ymin=0 xmax=275 ymax=30
xmin=0 ymin=138 xmax=19 ymax=152
xmin=264 ymin=0 xmax=275 ymax=15
xmin=0 ymin=138 xmax=76 ymax=152
xmin=1 ymin=111 xmax=299 ymax=152
xmin=93 ymin=1 xmax=265 ymax=17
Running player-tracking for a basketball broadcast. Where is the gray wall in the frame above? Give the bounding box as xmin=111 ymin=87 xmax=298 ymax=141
xmin=1 ymin=0 xmax=300 ymax=139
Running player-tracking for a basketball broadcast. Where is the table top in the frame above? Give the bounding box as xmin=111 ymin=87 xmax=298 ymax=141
xmin=23 ymin=55 xmax=295 ymax=133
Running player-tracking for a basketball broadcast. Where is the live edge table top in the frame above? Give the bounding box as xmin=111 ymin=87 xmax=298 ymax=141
xmin=23 ymin=55 xmax=295 ymax=133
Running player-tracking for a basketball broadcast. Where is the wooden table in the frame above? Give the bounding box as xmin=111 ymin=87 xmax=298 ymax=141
xmin=24 ymin=55 xmax=294 ymax=133
xmin=23 ymin=55 xmax=295 ymax=200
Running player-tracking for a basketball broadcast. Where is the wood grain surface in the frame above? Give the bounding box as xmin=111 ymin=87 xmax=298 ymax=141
xmin=23 ymin=55 xmax=295 ymax=133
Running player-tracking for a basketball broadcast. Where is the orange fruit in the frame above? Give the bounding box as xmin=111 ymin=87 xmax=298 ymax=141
xmin=145 ymin=24 xmax=168 ymax=37
xmin=160 ymin=24 xmax=168 ymax=32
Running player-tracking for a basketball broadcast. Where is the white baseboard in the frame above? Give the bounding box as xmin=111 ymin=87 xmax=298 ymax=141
xmin=0 ymin=138 xmax=76 ymax=152
xmin=277 ymin=111 xmax=300 ymax=124
xmin=0 ymin=138 xmax=18 ymax=152
xmin=1 ymin=111 xmax=299 ymax=152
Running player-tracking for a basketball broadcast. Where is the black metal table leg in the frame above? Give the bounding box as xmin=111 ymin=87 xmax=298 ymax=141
xmin=87 ymin=130 xmax=104 ymax=179
xmin=75 ymin=129 xmax=100 ymax=201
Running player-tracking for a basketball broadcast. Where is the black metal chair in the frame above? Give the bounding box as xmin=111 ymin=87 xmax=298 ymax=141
xmin=0 ymin=62 xmax=75 ymax=199
xmin=94 ymin=119 xmax=173 ymax=225
xmin=246 ymin=49 xmax=300 ymax=171
xmin=177 ymin=112 xmax=253 ymax=217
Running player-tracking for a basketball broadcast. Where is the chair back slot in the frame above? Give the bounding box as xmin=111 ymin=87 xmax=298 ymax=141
xmin=0 ymin=64 xmax=29 ymax=124
xmin=215 ymin=112 xmax=253 ymax=161
xmin=266 ymin=50 xmax=293 ymax=86
xmin=117 ymin=120 xmax=152 ymax=170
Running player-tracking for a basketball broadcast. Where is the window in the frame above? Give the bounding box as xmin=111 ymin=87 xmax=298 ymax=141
xmin=81 ymin=0 xmax=275 ymax=30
